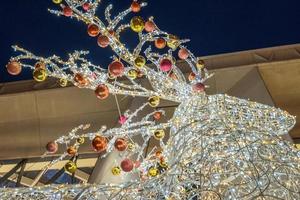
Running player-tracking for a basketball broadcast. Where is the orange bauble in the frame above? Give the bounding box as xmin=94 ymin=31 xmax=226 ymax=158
xmin=114 ymin=138 xmax=127 ymax=151
xmin=6 ymin=61 xmax=22 ymax=75
xmin=188 ymin=72 xmax=196 ymax=81
xmin=87 ymin=24 xmax=100 ymax=37
xmin=178 ymin=48 xmax=189 ymax=60
xmin=131 ymin=1 xmax=141 ymax=13
xmin=97 ymin=35 xmax=110 ymax=48
xmin=67 ymin=146 xmax=77 ymax=155
xmin=34 ymin=62 xmax=46 ymax=69
xmin=154 ymin=38 xmax=166 ymax=49
xmin=74 ymin=73 xmax=89 ymax=87
xmin=94 ymin=84 xmax=109 ymax=100
xmin=145 ymin=20 xmax=156 ymax=32
xmin=63 ymin=6 xmax=73 ymax=17
xmin=92 ymin=136 xmax=108 ymax=152
xmin=153 ymin=111 xmax=162 ymax=120
xmin=108 ymin=60 xmax=125 ymax=77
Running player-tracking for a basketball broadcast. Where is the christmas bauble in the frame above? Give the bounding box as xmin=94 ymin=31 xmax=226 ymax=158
xmin=46 ymin=141 xmax=58 ymax=153
xmin=130 ymin=16 xmax=144 ymax=32
xmin=121 ymin=159 xmax=134 ymax=172
xmin=148 ymin=167 xmax=159 ymax=177
xmin=33 ymin=68 xmax=47 ymax=82
xmin=74 ymin=73 xmax=89 ymax=87
xmin=87 ymin=24 xmax=100 ymax=37
xmin=134 ymin=160 xmax=141 ymax=168
xmin=82 ymin=2 xmax=90 ymax=11
xmin=114 ymin=138 xmax=127 ymax=151
xmin=154 ymin=129 xmax=165 ymax=140
xmin=108 ymin=60 xmax=125 ymax=77
xmin=154 ymin=38 xmax=166 ymax=49
xmin=63 ymin=6 xmax=73 ymax=17
xmin=6 ymin=61 xmax=22 ymax=75
xmin=34 ymin=62 xmax=46 ymax=69
xmin=196 ymin=58 xmax=205 ymax=69
xmin=59 ymin=78 xmax=68 ymax=87
xmin=153 ymin=111 xmax=162 ymax=120
xmin=137 ymin=70 xmax=144 ymax=78
xmin=134 ymin=55 xmax=146 ymax=68
xmin=64 ymin=161 xmax=77 ymax=173
xmin=92 ymin=136 xmax=108 ymax=152
xmin=178 ymin=48 xmax=189 ymax=60
xmin=159 ymin=58 xmax=172 ymax=72
xmin=127 ymin=69 xmax=138 ymax=79
xmin=52 ymin=0 xmax=62 ymax=4
xmin=155 ymin=150 xmax=162 ymax=158
xmin=188 ymin=72 xmax=196 ymax=81
xmin=131 ymin=1 xmax=141 ymax=13
xmin=97 ymin=35 xmax=110 ymax=48
xmin=145 ymin=20 xmax=156 ymax=32
xmin=94 ymin=84 xmax=109 ymax=100
xmin=148 ymin=96 xmax=160 ymax=107
xmin=127 ymin=143 xmax=135 ymax=151
xmin=67 ymin=146 xmax=77 ymax=155
xmin=167 ymin=34 xmax=180 ymax=50
xmin=118 ymin=115 xmax=127 ymax=125
xmin=111 ymin=166 xmax=121 ymax=175
xmin=77 ymin=137 xmax=85 ymax=144
xmin=192 ymin=82 xmax=205 ymax=92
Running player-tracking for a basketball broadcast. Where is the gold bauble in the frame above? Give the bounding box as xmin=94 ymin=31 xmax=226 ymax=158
xmin=167 ymin=34 xmax=180 ymax=50
xmin=134 ymin=55 xmax=146 ymax=68
xmin=159 ymin=160 xmax=168 ymax=169
xmin=127 ymin=69 xmax=138 ymax=79
xmin=52 ymin=0 xmax=62 ymax=4
xmin=148 ymin=96 xmax=160 ymax=107
xmin=111 ymin=166 xmax=121 ymax=175
xmin=77 ymin=137 xmax=85 ymax=144
xmin=64 ymin=161 xmax=77 ymax=173
xmin=148 ymin=167 xmax=159 ymax=177
xmin=33 ymin=68 xmax=47 ymax=82
xmin=154 ymin=129 xmax=165 ymax=140
xmin=130 ymin=16 xmax=145 ymax=33
xmin=295 ymin=144 xmax=300 ymax=150
xmin=127 ymin=143 xmax=135 ymax=151
xmin=196 ymin=58 xmax=205 ymax=69
xmin=59 ymin=78 xmax=68 ymax=87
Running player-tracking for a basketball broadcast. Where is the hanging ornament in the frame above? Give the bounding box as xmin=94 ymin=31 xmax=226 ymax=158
xmin=59 ymin=78 xmax=68 ymax=87
xmin=153 ymin=111 xmax=162 ymax=120
xmin=120 ymin=158 xmax=134 ymax=172
xmin=178 ymin=48 xmax=189 ymax=60
xmin=87 ymin=24 xmax=100 ymax=37
xmin=97 ymin=35 xmax=110 ymax=48
xmin=145 ymin=20 xmax=156 ymax=32
xmin=159 ymin=58 xmax=173 ymax=72
xmin=52 ymin=0 xmax=62 ymax=4
xmin=155 ymin=150 xmax=163 ymax=158
xmin=188 ymin=72 xmax=196 ymax=81
xmin=134 ymin=55 xmax=146 ymax=68
xmin=154 ymin=129 xmax=165 ymax=140
xmin=167 ymin=34 xmax=180 ymax=50
xmin=130 ymin=16 xmax=144 ymax=33
xmin=127 ymin=69 xmax=138 ymax=79
xmin=111 ymin=166 xmax=121 ymax=175
xmin=82 ymin=2 xmax=90 ymax=11
xmin=46 ymin=141 xmax=58 ymax=154
xmin=154 ymin=38 xmax=166 ymax=49
xmin=63 ymin=6 xmax=73 ymax=17
xmin=127 ymin=143 xmax=135 ymax=151
xmin=196 ymin=58 xmax=205 ymax=69
xmin=108 ymin=60 xmax=125 ymax=77
xmin=6 ymin=61 xmax=22 ymax=75
xmin=94 ymin=84 xmax=109 ymax=100
xmin=92 ymin=136 xmax=108 ymax=152
xmin=64 ymin=161 xmax=77 ymax=173
xmin=131 ymin=1 xmax=141 ymax=13
xmin=77 ymin=137 xmax=85 ymax=144
xmin=158 ymin=160 xmax=168 ymax=169
xmin=118 ymin=115 xmax=128 ymax=125
xmin=34 ymin=62 xmax=46 ymax=69
xmin=67 ymin=146 xmax=77 ymax=156
xmin=137 ymin=70 xmax=144 ymax=78
xmin=74 ymin=73 xmax=89 ymax=87
xmin=148 ymin=96 xmax=160 ymax=107
xmin=148 ymin=167 xmax=159 ymax=177
xmin=192 ymin=82 xmax=205 ymax=92
xmin=114 ymin=138 xmax=128 ymax=151
xmin=33 ymin=68 xmax=47 ymax=82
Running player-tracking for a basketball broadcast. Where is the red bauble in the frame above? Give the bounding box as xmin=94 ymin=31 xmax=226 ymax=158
xmin=46 ymin=141 xmax=58 ymax=154
xmin=87 ymin=24 xmax=100 ymax=37
xmin=153 ymin=111 xmax=162 ymax=120
xmin=154 ymin=38 xmax=166 ymax=49
xmin=160 ymin=58 xmax=172 ymax=72
xmin=145 ymin=21 xmax=156 ymax=32
xmin=192 ymin=82 xmax=205 ymax=92
xmin=178 ymin=48 xmax=189 ymax=60
xmin=6 ymin=61 xmax=22 ymax=75
xmin=121 ymin=159 xmax=134 ymax=172
xmin=74 ymin=73 xmax=89 ymax=87
xmin=82 ymin=2 xmax=90 ymax=11
xmin=63 ymin=6 xmax=73 ymax=17
xmin=114 ymin=138 xmax=127 ymax=151
xmin=131 ymin=1 xmax=141 ymax=13
xmin=95 ymin=84 xmax=109 ymax=100
xmin=97 ymin=35 xmax=110 ymax=48
xmin=188 ymin=72 xmax=196 ymax=81
xmin=108 ymin=61 xmax=125 ymax=77
xmin=92 ymin=136 xmax=108 ymax=152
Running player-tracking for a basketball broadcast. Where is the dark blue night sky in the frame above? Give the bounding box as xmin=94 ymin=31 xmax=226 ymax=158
xmin=1 ymin=0 xmax=300 ymax=83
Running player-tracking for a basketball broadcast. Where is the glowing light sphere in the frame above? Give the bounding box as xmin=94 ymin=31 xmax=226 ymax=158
xmin=64 ymin=161 xmax=77 ymax=173
xmin=6 ymin=61 xmax=22 ymax=75
xmin=63 ymin=6 xmax=73 ymax=17
xmin=159 ymin=58 xmax=173 ymax=72
xmin=134 ymin=55 xmax=146 ymax=68
xmin=178 ymin=48 xmax=189 ymax=60
xmin=121 ymin=159 xmax=134 ymax=172
xmin=145 ymin=20 xmax=156 ymax=32
xmin=114 ymin=138 xmax=128 ymax=151
xmin=33 ymin=68 xmax=47 ymax=82
xmin=46 ymin=141 xmax=58 ymax=154
xmin=154 ymin=129 xmax=165 ymax=140
xmin=97 ymin=35 xmax=110 ymax=48
xmin=92 ymin=136 xmax=108 ymax=152
xmin=192 ymin=82 xmax=205 ymax=92
xmin=59 ymin=78 xmax=68 ymax=87
xmin=111 ymin=166 xmax=121 ymax=175
xmin=108 ymin=60 xmax=125 ymax=77
xmin=67 ymin=146 xmax=77 ymax=156
xmin=131 ymin=1 xmax=141 ymax=13
xmin=148 ymin=96 xmax=160 ymax=107
xmin=154 ymin=38 xmax=166 ymax=49
xmin=94 ymin=84 xmax=109 ymax=100
xmin=87 ymin=24 xmax=100 ymax=37
xmin=130 ymin=16 xmax=144 ymax=32
xmin=148 ymin=167 xmax=159 ymax=177
xmin=127 ymin=69 xmax=138 ymax=79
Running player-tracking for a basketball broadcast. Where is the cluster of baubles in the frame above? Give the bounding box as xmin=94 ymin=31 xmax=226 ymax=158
xmin=52 ymin=0 xmax=91 ymax=17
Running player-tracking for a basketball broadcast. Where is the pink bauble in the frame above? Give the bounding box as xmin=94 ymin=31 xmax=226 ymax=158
xmin=192 ymin=82 xmax=205 ymax=92
xmin=46 ymin=141 xmax=58 ymax=154
xmin=82 ymin=2 xmax=90 ymax=11
xmin=178 ymin=48 xmax=189 ymax=60
xmin=118 ymin=115 xmax=127 ymax=125
xmin=159 ymin=59 xmax=172 ymax=72
xmin=145 ymin=21 xmax=156 ymax=32
xmin=121 ymin=159 xmax=134 ymax=172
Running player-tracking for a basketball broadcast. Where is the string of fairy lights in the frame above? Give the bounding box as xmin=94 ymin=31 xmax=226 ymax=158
xmin=2 ymin=0 xmax=300 ymax=199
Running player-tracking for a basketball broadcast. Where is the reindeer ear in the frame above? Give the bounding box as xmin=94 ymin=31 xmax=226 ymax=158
xmin=219 ymin=94 xmax=296 ymax=135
